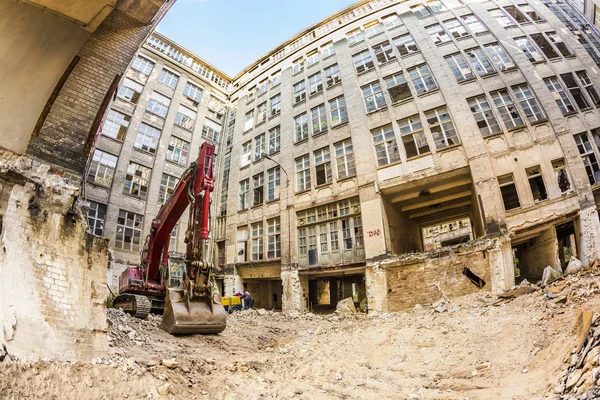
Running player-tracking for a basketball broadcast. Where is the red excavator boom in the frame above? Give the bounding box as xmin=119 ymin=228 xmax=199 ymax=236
xmin=114 ymin=142 xmax=226 ymax=334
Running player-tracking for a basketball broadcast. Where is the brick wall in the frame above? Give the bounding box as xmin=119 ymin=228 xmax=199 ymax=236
xmin=0 ymin=155 xmax=109 ymax=361
xmin=27 ymin=6 xmax=169 ymax=175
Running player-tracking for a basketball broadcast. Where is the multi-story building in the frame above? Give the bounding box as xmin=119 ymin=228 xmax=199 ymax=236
xmin=218 ymin=0 xmax=600 ymax=313
xmin=85 ymin=32 xmax=231 ymax=289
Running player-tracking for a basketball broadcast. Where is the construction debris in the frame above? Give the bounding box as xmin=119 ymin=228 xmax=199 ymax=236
xmin=335 ymin=297 xmax=357 ymax=314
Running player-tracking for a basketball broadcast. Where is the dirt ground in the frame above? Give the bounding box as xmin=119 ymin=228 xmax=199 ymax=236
xmin=2 ymin=268 xmax=600 ymax=400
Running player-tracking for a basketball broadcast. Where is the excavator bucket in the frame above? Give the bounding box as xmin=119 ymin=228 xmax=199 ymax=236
xmin=161 ymin=287 xmax=227 ymax=335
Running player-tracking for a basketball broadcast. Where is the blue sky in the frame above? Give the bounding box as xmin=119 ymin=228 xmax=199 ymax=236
xmin=157 ymin=0 xmax=357 ymax=77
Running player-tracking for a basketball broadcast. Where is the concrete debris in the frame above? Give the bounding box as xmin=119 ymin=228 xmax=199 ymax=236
xmin=542 ymin=265 xmax=563 ymax=286
xmin=335 ymin=297 xmax=357 ymax=314
xmin=157 ymin=383 xmax=171 ymax=395
xmin=432 ymin=298 xmax=448 ymax=313
xmin=161 ymin=359 xmax=179 ymax=369
xmin=565 ymin=256 xmax=584 ymax=275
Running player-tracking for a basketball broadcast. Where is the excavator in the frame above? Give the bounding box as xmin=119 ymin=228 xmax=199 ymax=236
xmin=113 ymin=142 xmax=227 ymax=334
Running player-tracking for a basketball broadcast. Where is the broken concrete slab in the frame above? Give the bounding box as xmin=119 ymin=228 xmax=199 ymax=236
xmin=565 ymin=257 xmax=583 ymax=275
xmin=335 ymin=298 xmax=357 ymax=314
xmin=542 ymin=266 xmax=562 ymax=286
xmin=572 ymin=310 xmax=594 ymax=353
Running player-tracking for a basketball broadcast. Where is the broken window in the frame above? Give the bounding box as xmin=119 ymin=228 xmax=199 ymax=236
xmin=102 ymin=109 xmax=130 ymax=141
xmin=503 ymin=6 xmax=527 ymax=24
xmin=252 ymin=173 xmax=264 ymax=206
xmin=87 ymin=201 xmax=106 ymax=236
xmin=251 ymin=222 xmax=264 ymax=261
xmin=561 ymin=73 xmax=590 ymax=110
xmin=514 ymin=37 xmax=544 ymax=62
xmin=490 ymin=89 xmax=524 ymax=130
xmin=547 ymin=32 xmax=573 ymax=57
xmin=115 ymin=210 xmax=143 ymax=252
xmin=461 ymin=14 xmax=488 ymax=34
xmin=443 ymin=18 xmax=469 ymax=39
xmin=466 ymin=48 xmax=495 ymax=75
xmin=325 ymin=64 xmax=342 ymax=87
xmin=411 ymin=3 xmax=431 ymax=18
xmin=426 ymin=106 xmax=458 ymax=149
xmin=526 ymin=165 xmax=548 ymax=202
xmin=254 ymin=133 xmax=265 ymax=161
xmin=319 ymin=224 xmax=329 ymax=253
xmin=237 ymin=226 xmax=248 ymax=262
xmin=484 ymin=44 xmax=516 ymax=71
xmin=468 ymin=95 xmax=501 ymax=136
xmin=512 ymin=84 xmax=546 ymax=123
xmin=123 ymin=162 xmax=151 ymax=199
xmin=552 ymin=158 xmax=571 ymax=193
xmin=293 ymin=81 xmax=306 ymax=104
xmin=296 ymin=154 xmax=311 ymax=191
xmin=426 ymin=0 xmax=447 ymax=13
xmin=427 ymin=24 xmax=451 ymax=45
xmin=408 ymin=64 xmax=438 ymax=94
xmin=362 ymin=82 xmax=386 ymax=112
xmin=267 ymin=217 xmax=281 ymax=258
xmin=498 ymin=174 xmax=521 ymax=210
xmin=399 ymin=115 xmax=430 ymax=158
xmin=373 ymin=41 xmax=397 ymax=64
xmin=295 ymin=113 xmax=309 ymax=142
xmin=519 ymin=4 xmax=544 ymax=22
xmin=239 ymin=179 xmax=249 ymax=210
xmin=314 ymin=147 xmax=333 ymax=185
xmin=166 ymin=136 xmax=189 ymax=165
xmin=270 ymin=94 xmax=281 ymax=116
xmin=118 ymin=78 xmax=143 ymax=104
xmin=134 ymin=123 xmax=161 ymax=154
xmin=394 ymin=33 xmax=419 ymax=56
xmin=545 ymin=76 xmax=575 ymax=115
xmin=342 ymin=219 xmax=353 ymax=249
xmin=577 ymin=71 xmax=600 ymax=107
xmin=574 ymin=133 xmax=600 ymax=185
xmin=201 ymin=119 xmax=221 ymax=143
xmin=490 ymin=8 xmax=514 ymax=27
xmin=531 ymin=33 xmax=559 ymax=58
xmin=175 ymin=105 xmax=197 ymax=131
xmin=308 ymin=72 xmax=323 ymax=96
xmin=445 ymin=53 xmax=474 ymax=82
xmin=158 ymin=173 xmax=179 ymax=206
xmin=385 ymin=72 xmax=412 ymax=103
xmin=371 ymin=124 xmax=401 ymax=166
xmin=146 ymin=91 xmax=171 ymax=118
xmin=335 ymin=139 xmax=356 ymax=178
xmin=354 ymin=216 xmax=364 ymax=248
xmin=353 ymin=50 xmax=374 ymax=74
xmin=256 ymin=102 xmax=267 ymax=124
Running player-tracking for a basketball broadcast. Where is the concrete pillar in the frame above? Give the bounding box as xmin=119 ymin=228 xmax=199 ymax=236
xmin=576 ymin=206 xmax=600 ymax=266
xmin=487 ymin=238 xmax=515 ymax=292
xmin=365 ymin=263 xmax=387 ymax=313
xmin=223 ymin=270 xmax=243 ymax=297
xmin=281 ymin=267 xmax=308 ymax=314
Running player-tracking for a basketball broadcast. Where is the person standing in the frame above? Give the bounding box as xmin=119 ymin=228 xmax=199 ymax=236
xmin=241 ymin=291 xmax=254 ymax=310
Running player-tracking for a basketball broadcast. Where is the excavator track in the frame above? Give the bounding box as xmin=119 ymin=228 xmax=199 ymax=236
xmin=113 ymin=294 xmax=152 ymax=319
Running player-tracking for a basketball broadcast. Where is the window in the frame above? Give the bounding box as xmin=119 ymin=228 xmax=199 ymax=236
xmin=490 ymin=89 xmax=524 ymax=129
xmin=169 ymin=224 xmax=178 ymax=251
xmin=166 ymin=136 xmax=189 ymax=165
xmin=131 ymin=56 xmax=154 ymax=75
xmin=382 ymin=13 xmax=403 ymax=29
xmin=545 ymin=76 xmax=575 ymax=115
xmin=372 ymin=124 xmax=401 ymax=166
xmin=183 ymin=81 xmax=202 ymax=102
xmin=115 ymin=210 xmax=143 ymax=252
xmin=498 ymin=174 xmax=520 ymax=210
xmin=519 ymin=4 xmax=543 ymax=22
xmin=253 ymin=173 xmax=264 ymax=206
xmin=372 ymin=41 xmax=396 ymax=64
xmin=237 ymin=226 xmax=248 ymax=262
xmin=146 ymin=91 xmax=171 ymax=118
xmin=254 ymin=102 xmax=267 ymax=125
xmin=123 ymin=162 xmax=151 ymax=199
xmin=408 ymin=64 xmax=438 ymax=94
xmin=385 ymin=72 xmax=411 ymax=103
xmin=353 ymin=50 xmax=374 ymax=74
xmin=251 ymin=222 xmax=264 ymax=261
xmin=311 ymin=105 xmax=327 ymax=135
xmin=321 ymin=42 xmax=336 ymax=58
xmin=241 ymin=141 xmax=252 ymax=168
xmin=342 ymin=219 xmax=352 ymax=250
xmin=411 ymin=4 xmax=431 ymax=18
xmin=468 ymin=95 xmax=501 ymax=136
xmin=446 ymin=53 xmax=474 ymax=82
xmin=561 ymin=73 xmax=590 ymax=110
xmin=547 ymin=32 xmax=573 ymax=57
xmin=365 ymin=22 xmax=384 ymax=37
xmin=347 ymin=29 xmax=365 ymax=45
xmin=427 ymin=24 xmax=451 ymax=45
xmin=531 ymin=33 xmax=559 ymax=58
xmin=394 ymin=34 xmax=419 ymax=56
xmin=325 ymin=64 xmax=341 ymax=87
xmin=526 ymin=165 xmax=547 ymax=202
xmin=268 ymin=126 xmax=280 ymax=153
xmin=515 ymin=37 xmax=544 ymax=62
xmin=267 ymin=167 xmax=281 ymax=201
xmin=270 ymin=94 xmax=281 ymax=116
xmin=329 ymin=96 xmax=348 ymax=126
xmin=239 ymin=179 xmax=249 ymax=209
xmin=134 ymin=123 xmax=161 ymax=154
xmin=246 ymin=88 xmax=255 ymax=104
xmin=426 ymin=107 xmax=458 ymax=149
xmin=158 ymin=68 xmax=179 ymax=88
xmin=296 ymin=154 xmax=311 ymax=191
xmin=244 ymin=110 xmax=254 ymax=132
xmin=503 ymin=5 xmax=527 ymax=24
xmin=552 ymin=158 xmax=571 ymax=193
xmin=293 ymin=58 xmax=304 ymax=74
xmin=465 ymin=48 xmax=494 ymax=75
xmin=308 ymin=72 xmax=323 ymax=95
xmin=298 ymin=228 xmax=307 ymax=256
xmin=271 ymin=71 xmax=282 ymax=87
xmin=293 ymin=81 xmax=306 ymax=104
xmin=444 ymin=18 xmax=469 ymax=39
xmin=267 ymin=217 xmax=281 ymax=258
xmin=295 ymin=113 xmax=309 ymax=142
xmin=461 ymin=14 xmax=488 ymax=34
xmin=102 ymin=110 xmax=130 ymax=141
xmin=314 ymin=147 xmax=332 ymax=185
xmin=158 ymin=174 xmax=179 ymax=205
xmin=427 ymin=0 xmax=447 ymax=13
xmin=253 ymin=133 xmax=265 ymax=161
xmin=362 ymin=82 xmax=386 ymax=112
xmin=490 ymin=8 xmax=514 ymax=27
xmin=577 ymin=71 xmax=600 ymax=107
xmin=306 ymin=50 xmax=320 ymax=67
xmin=118 ymin=78 xmax=143 ymax=104
xmin=574 ymin=133 xmax=600 ymax=185
xmin=258 ymin=80 xmax=269 ymax=96
xmin=87 ymin=201 xmax=106 ymax=236
xmin=175 ymin=105 xmax=196 ymax=130
xmin=335 ymin=139 xmax=356 ymax=178
xmin=512 ymin=84 xmax=545 ymax=123
xmin=484 ymin=44 xmax=515 ymax=71
xmin=354 ymin=216 xmax=364 ymax=248
xmin=399 ymin=115 xmax=429 ymax=158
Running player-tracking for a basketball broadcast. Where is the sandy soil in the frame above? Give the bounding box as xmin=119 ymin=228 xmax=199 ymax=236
xmin=1 ymin=269 xmax=599 ymax=400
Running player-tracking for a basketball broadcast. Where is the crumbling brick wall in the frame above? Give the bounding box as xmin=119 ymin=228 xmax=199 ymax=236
xmin=0 ymin=152 xmax=109 ymax=361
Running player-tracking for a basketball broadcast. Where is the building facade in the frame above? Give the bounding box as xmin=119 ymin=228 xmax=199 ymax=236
xmin=85 ymin=32 xmax=231 ymax=289
xmin=218 ymin=0 xmax=600 ymax=313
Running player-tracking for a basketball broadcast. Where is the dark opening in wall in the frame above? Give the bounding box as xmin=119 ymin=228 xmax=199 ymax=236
xmin=463 ymin=267 xmax=486 ymax=288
